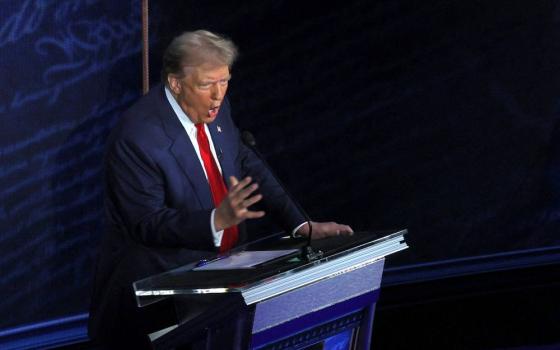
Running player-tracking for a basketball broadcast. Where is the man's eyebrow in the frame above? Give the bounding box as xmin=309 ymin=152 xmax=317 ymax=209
xmin=201 ymin=75 xmax=232 ymax=82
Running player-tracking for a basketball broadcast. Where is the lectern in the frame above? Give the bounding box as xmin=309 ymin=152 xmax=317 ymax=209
xmin=134 ymin=230 xmax=408 ymax=349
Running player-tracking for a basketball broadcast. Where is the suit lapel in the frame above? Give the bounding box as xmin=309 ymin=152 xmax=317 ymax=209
xmin=170 ymin=135 xmax=214 ymax=209
xmin=208 ymin=120 xmax=236 ymax=189
xmin=156 ymin=86 xmax=213 ymax=209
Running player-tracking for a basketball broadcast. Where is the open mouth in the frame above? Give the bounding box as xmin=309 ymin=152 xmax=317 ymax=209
xmin=208 ymin=106 xmax=220 ymax=118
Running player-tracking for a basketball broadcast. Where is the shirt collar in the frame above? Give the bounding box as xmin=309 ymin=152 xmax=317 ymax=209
xmin=164 ymin=86 xmax=197 ymax=135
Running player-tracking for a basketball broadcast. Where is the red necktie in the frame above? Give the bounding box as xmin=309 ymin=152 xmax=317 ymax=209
xmin=196 ymin=123 xmax=238 ymax=252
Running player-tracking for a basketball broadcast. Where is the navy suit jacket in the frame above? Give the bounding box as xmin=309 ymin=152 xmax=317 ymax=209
xmin=88 ymin=84 xmax=304 ymax=340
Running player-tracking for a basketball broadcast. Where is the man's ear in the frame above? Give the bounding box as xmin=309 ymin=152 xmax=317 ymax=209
xmin=168 ymin=75 xmax=181 ymax=95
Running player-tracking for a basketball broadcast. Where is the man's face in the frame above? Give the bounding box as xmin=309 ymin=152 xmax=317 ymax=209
xmin=169 ymin=63 xmax=231 ymax=124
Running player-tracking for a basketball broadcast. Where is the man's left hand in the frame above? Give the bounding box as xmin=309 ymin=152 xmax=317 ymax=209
xmin=296 ymin=221 xmax=353 ymax=240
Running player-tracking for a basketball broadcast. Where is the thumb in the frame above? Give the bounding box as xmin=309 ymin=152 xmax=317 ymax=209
xmin=229 ymin=176 xmax=239 ymax=187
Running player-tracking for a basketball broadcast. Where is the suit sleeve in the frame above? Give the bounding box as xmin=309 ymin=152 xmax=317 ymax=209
xmin=104 ymin=136 xmax=216 ymax=249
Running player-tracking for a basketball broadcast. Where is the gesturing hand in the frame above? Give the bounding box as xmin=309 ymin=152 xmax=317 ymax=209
xmin=214 ymin=176 xmax=266 ymax=231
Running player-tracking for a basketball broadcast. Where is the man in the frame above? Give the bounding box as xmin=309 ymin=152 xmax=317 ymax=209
xmin=88 ymin=30 xmax=352 ymax=348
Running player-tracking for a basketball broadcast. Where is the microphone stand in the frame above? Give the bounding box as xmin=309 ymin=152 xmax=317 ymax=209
xmin=241 ymin=131 xmax=323 ymax=262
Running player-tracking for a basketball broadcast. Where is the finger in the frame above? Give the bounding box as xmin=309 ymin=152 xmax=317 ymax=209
xmin=228 ymin=184 xmax=259 ymax=208
xmin=230 ymin=176 xmax=252 ymax=193
xmin=243 ymin=210 xmax=266 ymax=219
xmin=237 ymin=182 xmax=260 ymax=202
xmin=242 ymin=193 xmax=263 ymax=208
xmin=229 ymin=176 xmax=239 ymax=187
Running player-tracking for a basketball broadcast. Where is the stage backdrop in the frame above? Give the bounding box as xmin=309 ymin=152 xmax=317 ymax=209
xmin=0 ymin=0 xmax=144 ymax=333
xmin=0 ymin=0 xmax=559 ymax=344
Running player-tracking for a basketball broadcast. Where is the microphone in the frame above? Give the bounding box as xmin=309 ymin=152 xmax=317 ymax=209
xmin=241 ymin=131 xmax=323 ymax=262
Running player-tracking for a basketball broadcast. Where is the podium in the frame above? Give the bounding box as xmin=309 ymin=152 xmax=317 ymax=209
xmin=134 ymin=230 xmax=408 ymax=349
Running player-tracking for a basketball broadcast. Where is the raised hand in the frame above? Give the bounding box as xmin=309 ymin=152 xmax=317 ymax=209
xmin=214 ymin=176 xmax=265 ymax=231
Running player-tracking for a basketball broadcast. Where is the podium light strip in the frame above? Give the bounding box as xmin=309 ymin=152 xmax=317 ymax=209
xmin=136 ymin=288 xmax=230 ymax=296
xmin=242 ymin=233 xmax=408 ymax=305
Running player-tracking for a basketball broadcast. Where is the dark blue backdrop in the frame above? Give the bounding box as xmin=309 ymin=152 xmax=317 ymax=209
xmin=1 ymin=0 xmax=559 ymax=343
xmin=0 ymin=0 xmax=143 ymax=332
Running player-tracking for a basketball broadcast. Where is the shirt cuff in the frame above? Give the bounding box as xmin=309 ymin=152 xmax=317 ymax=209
xmin=210 ymin=209 xmax=224 ymax=247
xmin=292 ymin=222 xmax=308 ymax=237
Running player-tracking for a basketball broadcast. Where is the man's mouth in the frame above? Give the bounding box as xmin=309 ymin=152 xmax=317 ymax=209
xmin=208 ymin=106 xmax=220 ymax=118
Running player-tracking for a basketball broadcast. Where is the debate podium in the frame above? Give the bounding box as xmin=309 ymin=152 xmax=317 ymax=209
xmin=133 ymin=230 xmax=408 ymax=349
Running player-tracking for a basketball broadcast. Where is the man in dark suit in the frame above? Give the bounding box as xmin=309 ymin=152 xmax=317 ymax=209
xmin=88 ymin=30 xmax=352 ymax=348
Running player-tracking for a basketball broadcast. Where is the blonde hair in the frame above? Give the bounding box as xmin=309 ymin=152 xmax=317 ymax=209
xmin=161 ymin=30 xmax=238 ymax=85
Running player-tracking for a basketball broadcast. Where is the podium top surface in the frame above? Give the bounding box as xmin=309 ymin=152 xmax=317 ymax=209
xmin=134 ymin=229 xmax=407 ymax=306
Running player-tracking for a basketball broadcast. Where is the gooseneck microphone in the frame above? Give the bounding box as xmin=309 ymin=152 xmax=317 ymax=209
xmin=240 ymin=131 xmax=323 ymax=262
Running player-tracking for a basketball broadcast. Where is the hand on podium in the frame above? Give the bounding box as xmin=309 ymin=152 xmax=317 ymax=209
xmin=297 ymin=221 xmax=354 ymax=240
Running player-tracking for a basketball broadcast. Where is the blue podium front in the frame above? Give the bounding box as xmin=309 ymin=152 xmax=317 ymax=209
xmin=250 ymin=259 xmax=384 ymax=349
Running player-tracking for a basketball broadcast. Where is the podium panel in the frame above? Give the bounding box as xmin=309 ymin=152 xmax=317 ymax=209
xmin=251 ymin=260 xmax=384 ymax=349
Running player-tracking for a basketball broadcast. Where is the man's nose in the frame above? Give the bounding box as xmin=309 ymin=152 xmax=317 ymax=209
xmin=210 ymin=83 xmax=225 ymax=100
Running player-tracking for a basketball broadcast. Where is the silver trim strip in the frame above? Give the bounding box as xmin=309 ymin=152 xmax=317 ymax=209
xmin=242 ymin=234 xmax=407 ymax=304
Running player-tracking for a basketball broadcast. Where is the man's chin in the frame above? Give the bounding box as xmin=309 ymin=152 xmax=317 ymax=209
xmin=200 ymin=114 xmax=217 ymax=124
